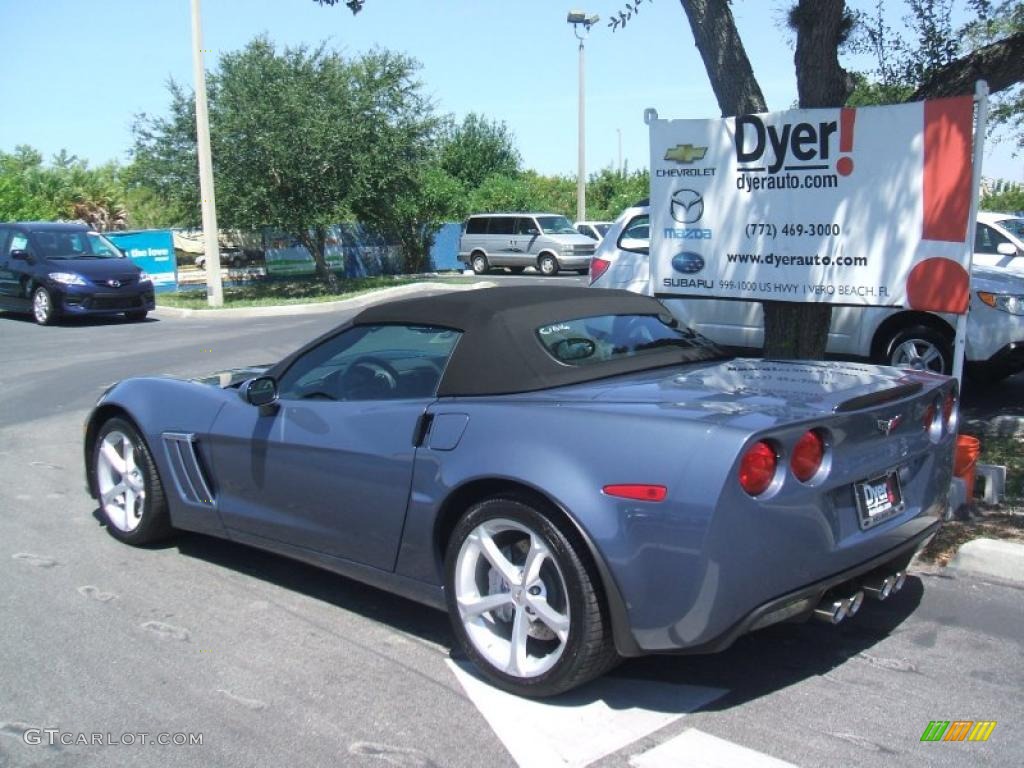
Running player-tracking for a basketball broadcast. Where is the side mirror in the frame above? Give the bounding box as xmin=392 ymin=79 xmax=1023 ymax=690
xmin=10 ymin=249 xmax=30 ymax=261
xmin=526 ymin=227 xmax=539 ymax=236
xmin=240 ymin=376 xmax=279 ymax=411
xmin=996 ymin=242 xmax=1019 ymax=257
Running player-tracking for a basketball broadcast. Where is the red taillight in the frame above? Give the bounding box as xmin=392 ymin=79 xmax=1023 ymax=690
xmin=589 ymin=257 xmax=610 ymax=284
xmin=923 ymin=402 xmax=936 ymax=431
xmin=739 ymin=441 xmax=777 ymax=496
xmin=602 ymin=484 xmax=667 ymax=502
xmin=942 ymin=390 xmax=956 ymax=429
xmin=790 ymin=429 xmax=825 ymax=482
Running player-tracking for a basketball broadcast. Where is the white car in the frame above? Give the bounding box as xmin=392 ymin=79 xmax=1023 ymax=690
xmin=574 ymin=221 xmax=613 ymax=241
xmin=975 ymin=211 xmax=1024 ymax=272
xmin=589 ymin=201 xmax=1024 ymax=383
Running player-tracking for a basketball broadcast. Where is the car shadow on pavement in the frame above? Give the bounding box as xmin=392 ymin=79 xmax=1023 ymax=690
xmin=169 ymin=529 xmax=456 ymax=649
xmin=0 ymin=311 xmax=158 ymax=326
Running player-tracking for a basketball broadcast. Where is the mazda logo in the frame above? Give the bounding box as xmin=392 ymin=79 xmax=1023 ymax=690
xmin=670 ymin=188 xmax=704 ymax=224
xmin=106 ymin=279 xmax=121 ymax=288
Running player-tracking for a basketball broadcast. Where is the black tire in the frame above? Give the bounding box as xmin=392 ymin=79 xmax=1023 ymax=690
xmin=31 ymin=286 xmax=58 ymax=325
xmin=883 ymin=325 xmax=953 ymax=375
xmin=471 ymin=253 xmax=490 ymax=275
xmin=537 ymin=254 xmax=559 ymax=277
xmin=126 ymin=310 xmax=148 ymax=322
xmin=92 ymin=417 xmax=172 ymax=545
xmin=444 ymin=497 xmax=618 ymax=697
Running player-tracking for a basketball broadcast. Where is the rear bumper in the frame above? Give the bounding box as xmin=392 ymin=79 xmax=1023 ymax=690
xmin=666 ymin=520 xmax=940 ymax=655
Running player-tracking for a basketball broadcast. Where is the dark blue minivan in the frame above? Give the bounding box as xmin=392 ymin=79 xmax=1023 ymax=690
xmin=0 ymin=222 xmax=155 ymax=325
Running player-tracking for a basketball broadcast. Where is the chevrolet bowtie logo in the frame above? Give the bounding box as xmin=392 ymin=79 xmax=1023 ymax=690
xmin=664 ymin=144 xmax=708 ymax=164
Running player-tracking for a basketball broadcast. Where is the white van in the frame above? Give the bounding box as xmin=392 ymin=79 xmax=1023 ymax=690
xmin=589 ymin=201 xmax=1024 ymax=384
xmin=458 ymin=213 xmax=597 ymax=276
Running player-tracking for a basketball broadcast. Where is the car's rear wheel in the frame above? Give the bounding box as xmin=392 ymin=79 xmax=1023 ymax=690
xmin=885 ymin=325 xmax=952 ymax=374
xmin=32 ymin=286 xmax=58 ymax=325
xmin=445 ymin=497 xmax=617 ymax=697
xmin=471 ymin=253 xmax=490 ymax=275
xmin=538 ymin=254 xmax=559 ymax=276
xmin=93 ymin=417 xmax=171 ymax=545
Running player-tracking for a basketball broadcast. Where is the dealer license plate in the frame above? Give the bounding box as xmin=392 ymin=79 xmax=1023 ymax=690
xmin=854 ymin=470 xmax=904 ymax=530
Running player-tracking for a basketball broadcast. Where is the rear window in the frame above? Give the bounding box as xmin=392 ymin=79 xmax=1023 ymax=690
xmin=487 ymin=217 xmax=515 ymax=235
xmin=536 ymin=314 xmax=718 ymax=367
xmin=466 ymin=217 xmax=488 ymax=234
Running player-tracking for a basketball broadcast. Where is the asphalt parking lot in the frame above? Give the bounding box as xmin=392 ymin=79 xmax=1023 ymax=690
xmin=1 ymin=280 xmax=1022 ymax=768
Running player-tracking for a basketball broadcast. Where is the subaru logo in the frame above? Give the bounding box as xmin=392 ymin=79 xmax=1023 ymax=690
xmin=671 ymin=251 xmax=705 ymax=275
xmin=106 ymin=279 xmax=121 ymax=288
xmin=670 ymin=188 xmax=704 ymax=224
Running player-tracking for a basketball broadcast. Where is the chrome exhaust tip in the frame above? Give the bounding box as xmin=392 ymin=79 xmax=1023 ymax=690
xmin=863 ymin=575 xmax=896 ymax=601
xmin=813 ymin=599 xmax=847 ymax=625
xmin=892 ymin=571 xmax=907 ymax=593
xmin=843 ymin=590 xmax=865 ymax=617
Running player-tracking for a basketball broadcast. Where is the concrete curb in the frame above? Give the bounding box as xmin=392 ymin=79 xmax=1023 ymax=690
xmin=946 ymin=537 xmax=1024 ymax=585
xmin=153 ymin=280 xmax=495 ymax=320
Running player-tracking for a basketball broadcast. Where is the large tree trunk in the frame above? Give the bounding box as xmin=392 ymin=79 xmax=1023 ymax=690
xmin=911 ymin=31 xmax=1024 ymax=99
xmin=299 ymin=225 xmax=336 ymax=287
xmin=762 ymin=0 xmax=853 ymax=359
xmin=677 ymin=0 xmax=767 ymax=115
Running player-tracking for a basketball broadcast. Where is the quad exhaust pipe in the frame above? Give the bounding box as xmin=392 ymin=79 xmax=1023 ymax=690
xmin=813 ymin=589 xmax=864 ymax=625
xmin=862 ymin=570 xmax=907 ymax=601
xmin=813 ymin=571 xmax=906 ymax=624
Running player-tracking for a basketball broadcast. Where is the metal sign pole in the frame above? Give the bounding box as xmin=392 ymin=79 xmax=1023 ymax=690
xmin=953 ymin=80 xmax=990 ymax=385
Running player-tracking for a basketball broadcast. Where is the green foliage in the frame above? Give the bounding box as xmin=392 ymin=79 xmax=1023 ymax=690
xmin=0 ymin=145 xmax=129 ymax=228
xmin=585 ymin=168 xmax=650 ymax=220
xmin=981 ymin=179 xmax=1024 ymax=211
xmin=439 ymin=113 xmax=521 ymax=190
xmin=132 ymin=37 xmax=441 ymax=280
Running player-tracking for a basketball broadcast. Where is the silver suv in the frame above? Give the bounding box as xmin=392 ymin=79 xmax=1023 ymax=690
xmin=589 ymin=201 xmax=1024 ymax=384
xmin=458 ymin=213 xmax=596 ymax=276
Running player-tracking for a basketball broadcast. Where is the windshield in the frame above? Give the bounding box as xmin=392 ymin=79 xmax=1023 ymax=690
xmin=997 ymin=217 xmax=1024 ymax=239
xmin=536 ymin=216 xmax=578 ymax=235
xmin=536 ymin=313 xmax=722 ymax=367
xmin=30 ymin=229 xmax=123 ymax=260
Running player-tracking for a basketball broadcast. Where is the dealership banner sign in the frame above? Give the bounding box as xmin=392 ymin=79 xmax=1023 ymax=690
xmin=105 ymin=229 xmax=177 ymax=293
xmin=648 ymin=96 xmax=978 ymax=314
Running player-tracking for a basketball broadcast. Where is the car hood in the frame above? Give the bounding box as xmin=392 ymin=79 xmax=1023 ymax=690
xmin=542 ymin=358 xmax=942 ymax=424
xmin=192 ymin=366 xmax=272 ymax=388
xmin=45 ymin=257 xmax=141 ymax=281
xmin=971 ymin=264 xmax=1024 ymax=290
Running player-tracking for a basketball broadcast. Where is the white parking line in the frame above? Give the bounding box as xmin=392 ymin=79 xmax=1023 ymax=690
xmin=629 ymin=728 xmax=799 ymax=768
xmin=447 ymin=660 xmax=726 ymax=768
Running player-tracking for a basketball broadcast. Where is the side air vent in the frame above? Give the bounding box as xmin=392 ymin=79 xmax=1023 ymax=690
xmin=162 ymin=432 xmax=216 ymax=508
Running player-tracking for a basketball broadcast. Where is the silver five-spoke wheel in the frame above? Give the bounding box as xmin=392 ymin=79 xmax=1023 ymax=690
xmin=455 ymin=518 xmax=571 ymax=678
xmin=91 ymin=417 xmax=171 ymax=544
xmin=445 ymin=497 xmax=617 ymax=697
xmin=96 ymin=430 xmax=146 ymax=532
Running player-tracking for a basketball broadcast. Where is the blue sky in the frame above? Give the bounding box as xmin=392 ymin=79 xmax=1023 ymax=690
xmin=1 ymin=0 xmax=1020 ymax=183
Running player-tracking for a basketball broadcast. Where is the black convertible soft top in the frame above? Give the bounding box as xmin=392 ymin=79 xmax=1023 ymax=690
xmin=271 ymin=286 xmax=717 ymax=397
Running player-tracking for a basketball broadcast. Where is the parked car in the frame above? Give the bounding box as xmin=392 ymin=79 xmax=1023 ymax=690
xmin=0 ymin=221 xmax=155 ymax=325
xmin=85 ymin=286 xmax=951 ymax=697
xmin=974 ymin=210 xmax=1024 ymax=272
xmin=589 ymin=202 xmax=1024 ymax=383
xmin=194 ymin=248 xmax=247 ymax=270
xmin=574 ymin=220 xmax=613 ymax=241
xmin=458 ymin=213 xmax=596 ymax=275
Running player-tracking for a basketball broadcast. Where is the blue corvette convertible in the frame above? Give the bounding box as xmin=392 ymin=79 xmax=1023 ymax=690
xmin=84 ymin=286 xmax=953 ymax=697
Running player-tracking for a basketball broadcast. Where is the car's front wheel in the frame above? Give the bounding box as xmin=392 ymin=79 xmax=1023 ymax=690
xmin=32 ymin=286 xmax=58 ymax=325
xmin=445 ymin=497 xmax=617 ymax=697
xmin=538 ymin=254 xmax=559 ymax=276
xmin=92 ymin=417 xmax=172 ymax=545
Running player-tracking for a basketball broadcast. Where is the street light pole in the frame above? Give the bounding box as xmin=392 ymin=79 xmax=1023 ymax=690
xmin=567 ymin=11 xmax=599 ymax=224
xmin=190 ymin=0 xmax=223 ymax=308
